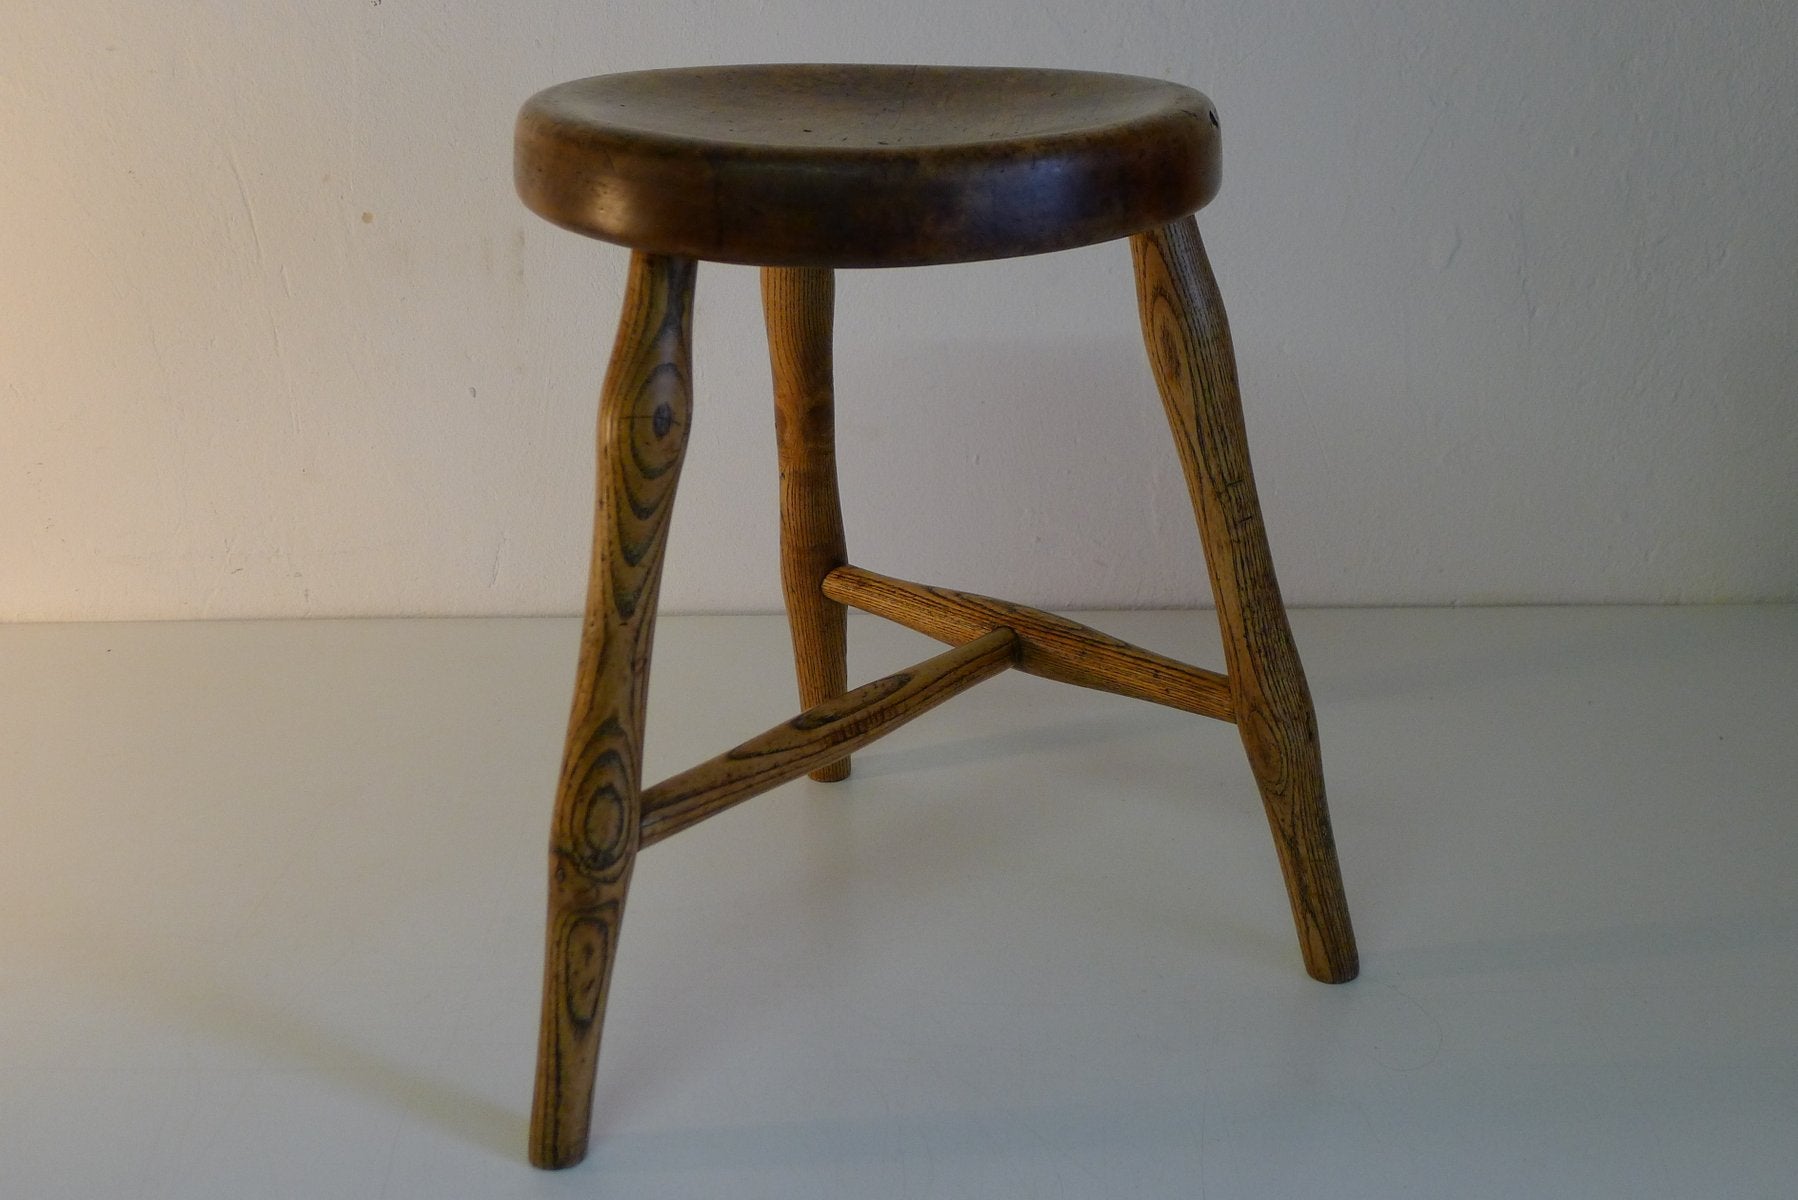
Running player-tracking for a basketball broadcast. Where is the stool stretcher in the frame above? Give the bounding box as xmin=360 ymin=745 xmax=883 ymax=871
xmin=824 ymin=565 xmax=1234 ymax=722
xmin=639 ymin=627 xmax=1019 ymax=847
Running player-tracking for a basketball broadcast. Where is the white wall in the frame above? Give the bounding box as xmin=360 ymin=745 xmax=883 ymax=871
xmin=3 ymin=1 xmax=1794 ymax=620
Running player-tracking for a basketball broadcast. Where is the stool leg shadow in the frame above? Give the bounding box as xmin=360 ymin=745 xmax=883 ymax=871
xmin=1130 ymin=217 xmax=1360 ymax=984
xmin=763 ymin=266 xmax=853 ymax=781
xmin=531 ymin=251 xmax=697 ymax=1168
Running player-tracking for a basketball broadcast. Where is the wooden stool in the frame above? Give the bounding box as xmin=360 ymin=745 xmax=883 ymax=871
xmin=514 ymin=64 xmax=1358 ymax=1169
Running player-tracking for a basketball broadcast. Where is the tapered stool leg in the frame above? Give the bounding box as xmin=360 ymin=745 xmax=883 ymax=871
xmin=1130 ymin=217 xmax=1359 ymax=984
xmin=762 ymin=267 xmax=852 ymax=781
xmin=531 ymin=252 xmax=697 ymax=1168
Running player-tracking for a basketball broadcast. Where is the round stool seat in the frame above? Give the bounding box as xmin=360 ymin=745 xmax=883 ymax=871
xmin=515 ymin=64 xmax=1221 ymax=268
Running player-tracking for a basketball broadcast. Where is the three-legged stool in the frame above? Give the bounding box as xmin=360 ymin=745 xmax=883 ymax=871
xmin=514 ymin=64 xmax=1358 ymax=1169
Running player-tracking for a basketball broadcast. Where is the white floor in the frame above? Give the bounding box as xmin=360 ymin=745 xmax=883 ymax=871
xmin=2 ymin=607 xmax=1794 ymax=1198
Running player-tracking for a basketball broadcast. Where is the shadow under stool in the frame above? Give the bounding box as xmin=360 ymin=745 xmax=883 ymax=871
xmin=512 ymin=63 xmax=1359 ymax=1169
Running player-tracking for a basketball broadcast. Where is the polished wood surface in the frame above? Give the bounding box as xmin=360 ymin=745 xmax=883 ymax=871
xmin=530 ymin=251 xmax=696 ymax=1169
xmin=823 ymin=565 xmax=1235 ymax=722
xmin=764 ymin=267 xmax=852 ymax=780
xmin=520 ymin=65 xmax=1356 ymax=1171
xmin=1131 ymin=217 xmax=1359 ymax=984
xmin=517 ymin=64 xmax=1220 ymax=267
xmin=639 ymin=629 xmax=1019 ymax=848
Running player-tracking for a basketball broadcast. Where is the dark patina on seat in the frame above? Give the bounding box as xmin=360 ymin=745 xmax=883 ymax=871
xmin=516 ymin=64 xmax=1222 ymax=267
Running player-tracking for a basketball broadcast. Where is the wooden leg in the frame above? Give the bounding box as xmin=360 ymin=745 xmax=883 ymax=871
xmin=1130 ymin=217 xmax=1359 ymax=984
xmin=762 ymin=266 xmax=852 ymax=781
xmin=530 ymin=252 xmax=696 ymax=1169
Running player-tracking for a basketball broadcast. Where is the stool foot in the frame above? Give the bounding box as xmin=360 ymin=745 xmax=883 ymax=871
xmin=530 ymin=252 xmax=697 ymax=1168
xmin=1131 ymin=218 xmax=1359 ymax=984
xmin=763 ymin=267 xmax=852 ymax=781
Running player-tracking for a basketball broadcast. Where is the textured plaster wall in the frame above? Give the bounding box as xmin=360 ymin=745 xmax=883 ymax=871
xmin=3 ymin=1 xmax=1794 ymax=619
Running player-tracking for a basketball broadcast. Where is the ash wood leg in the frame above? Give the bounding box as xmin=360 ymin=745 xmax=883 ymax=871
xmin=531 ymin=252 xmax=696 ymax=1169
xmin=762 ymin=266 xmax=852 ymax=781
xmin=1130 ymin=217 xmax=1359 ymax=984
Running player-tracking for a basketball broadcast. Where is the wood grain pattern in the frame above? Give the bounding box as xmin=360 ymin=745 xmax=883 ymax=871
xmin=822 ymin=565 xmax=1234 ymax=722
xmin=764 ymin=267 xmax=852 ymax=781
xmin=639 ymin=628 xmax=1018 ymax=848
xmin=516 ymin=65 xmax=1220 ymax=267
xmin=515 ymin=66 xmax=1360 ymax=1171
xmin=530 ymin=251 xmax=696 ymax=1169
xmin=1131 ymin=217 xmax=1358 ymax=984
